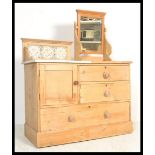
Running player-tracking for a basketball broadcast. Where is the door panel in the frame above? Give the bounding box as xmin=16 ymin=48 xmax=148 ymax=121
xmin=39 ymin=64 xmax=78 ymax=107
xmin=45 ymin=71 xmax=72 ymax=99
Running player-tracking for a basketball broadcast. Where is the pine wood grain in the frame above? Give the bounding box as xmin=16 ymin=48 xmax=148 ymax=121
xmin=24 ymin=62 xmax=132 ymax=147
xmin=79 ymin=65 xmax=130 ymax=81
xmin=25 ymin=121 xmax=133 ymax=147
xmin=40 ymin=102 xmax=130 ymax=132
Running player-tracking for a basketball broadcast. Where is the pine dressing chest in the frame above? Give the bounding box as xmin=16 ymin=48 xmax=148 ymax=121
xmin=22 ymin=10 xmax=133 ymax=148
xmin=23 ymin=59 xmax=132 ymax=147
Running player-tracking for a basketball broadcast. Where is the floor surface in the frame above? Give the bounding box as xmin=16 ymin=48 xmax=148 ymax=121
xmin=15 ymin=122 xmax=140 ymax=152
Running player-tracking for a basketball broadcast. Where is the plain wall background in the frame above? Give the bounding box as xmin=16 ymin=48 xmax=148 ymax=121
xmin=15 ymin=3 xmax=140 ymax=124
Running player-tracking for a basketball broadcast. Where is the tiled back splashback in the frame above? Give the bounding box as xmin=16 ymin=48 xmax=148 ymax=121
xmin=28 ymin=45 xmax=67 ymax=60
xmin=21 ymin=38 xmax=72 ymax=62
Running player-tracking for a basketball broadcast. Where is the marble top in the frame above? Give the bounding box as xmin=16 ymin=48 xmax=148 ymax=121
xmin=22 ymin=59 xmax=132 ymax=64
xmin=22 ymin=60 xmax=92 ymax=64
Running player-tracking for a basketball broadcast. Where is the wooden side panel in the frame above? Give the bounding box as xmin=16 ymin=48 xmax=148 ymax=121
xmin=79 ymin=65 xmax=130 ymax=81
xmin=40 ymin=102 xmax=130 ymax=132
xmin=80 ymin=81 xmax=130 ymax=103
xmin=24 ymin=64 xmax=39 ymax=130
xmin=25 ymin=124 xmax=37 ymax=146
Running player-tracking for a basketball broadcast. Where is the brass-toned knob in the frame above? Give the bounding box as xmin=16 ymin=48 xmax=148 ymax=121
xmin=103 ymin=72 xmax=110 ymax=79
xmin=104 ymin=111 xmax=110 ymax=119
xmin=73 ymin=81 xmax=79 ymax=85
xmin=68 ymin=115 xmax=76 ymax=122
xmin=104 ymin=91 xmax=110 ymax=97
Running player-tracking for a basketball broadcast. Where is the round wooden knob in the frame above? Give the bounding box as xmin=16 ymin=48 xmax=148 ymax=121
xmin=68 ymin=115 xmax=76 ymax=122
xmin=103 ymin=72 xmax=110 ymax=79
xmin=73 ymin=81 xmax=79 ymax=85
xmin=104 ymin=111 xmax=110 ymax=119
xmin=104 ymin=91 xmax=110 ymax=97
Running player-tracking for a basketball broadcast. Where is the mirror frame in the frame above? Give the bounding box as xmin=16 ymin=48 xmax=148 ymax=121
xmin=76 ymin=9 xmax=106 ymax=54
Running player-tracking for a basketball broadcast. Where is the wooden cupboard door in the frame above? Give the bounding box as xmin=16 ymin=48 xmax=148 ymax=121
xmin=39 ymin=64 xmax=78 ymax=107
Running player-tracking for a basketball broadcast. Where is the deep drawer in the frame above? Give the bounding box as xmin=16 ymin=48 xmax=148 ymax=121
xmin=40 ymin=102 xmax=130 ymax=132
xmin=80 ymin=81 xmax=130 ymax=103
xmin=79 ymin=65 xmax=130 ymax=81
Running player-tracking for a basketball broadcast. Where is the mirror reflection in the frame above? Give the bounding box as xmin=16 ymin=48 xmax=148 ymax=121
xmin=80 ymin=16 xmax=102 ymax=52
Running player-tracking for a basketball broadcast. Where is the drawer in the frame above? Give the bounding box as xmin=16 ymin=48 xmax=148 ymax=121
xmin=40 ymin=102 xmax=130 ymax=132
xmin=79 ymin=65 xmax=130 ymax=81
xmin=80 ymin=81 xmax=130 ymax=103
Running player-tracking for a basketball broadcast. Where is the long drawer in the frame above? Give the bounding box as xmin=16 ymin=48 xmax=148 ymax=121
xmin=79 ymin=65 xmax=130 ymax=81
xmin=80 ymin=81 xmax=130 ymax=103
xmin=40 ymin=102 xmax=130 ymax=132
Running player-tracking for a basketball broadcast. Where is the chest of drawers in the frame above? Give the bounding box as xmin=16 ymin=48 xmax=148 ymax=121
xmin=24 ymin=61 xmax=132 ymax=147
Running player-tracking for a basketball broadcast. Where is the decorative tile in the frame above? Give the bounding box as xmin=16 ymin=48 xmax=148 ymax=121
xmin=28 ymin=45 xmax=67 ymax=59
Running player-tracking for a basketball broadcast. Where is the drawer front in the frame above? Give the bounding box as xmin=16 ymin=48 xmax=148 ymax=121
xmin=79 ymin=65 xmax=130 ymax=81
xmin=40 ymin=102 xmax=130 ymax=132
xmin=80 ymin=81 xmax=130 ymax=103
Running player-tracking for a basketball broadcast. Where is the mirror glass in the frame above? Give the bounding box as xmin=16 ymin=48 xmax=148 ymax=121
xmin=80 ymin=16 xmax=102 ymax=52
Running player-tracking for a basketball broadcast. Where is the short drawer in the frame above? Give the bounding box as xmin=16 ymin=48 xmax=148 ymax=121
xmin=79 ymin=65 xmax=130 ymax=81
xmin=40 ymin=102 xmax=130 ymax=132
xmin=80 ymin=81 xmax=130 ymax=103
